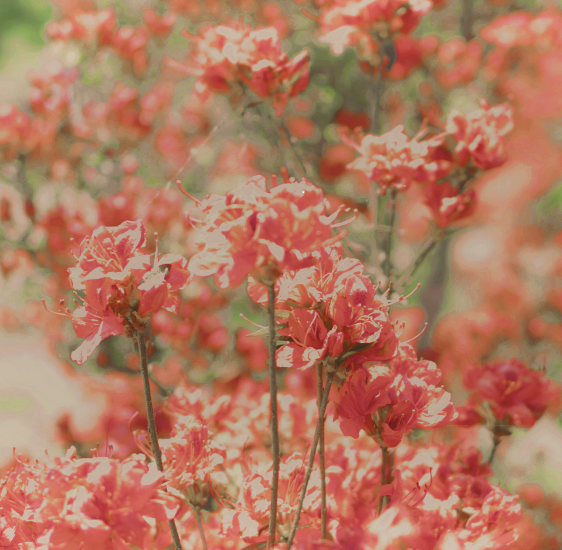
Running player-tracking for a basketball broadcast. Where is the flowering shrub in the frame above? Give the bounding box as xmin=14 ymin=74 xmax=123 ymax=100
xmin=1 ymin=0 xmax=561 ymax=549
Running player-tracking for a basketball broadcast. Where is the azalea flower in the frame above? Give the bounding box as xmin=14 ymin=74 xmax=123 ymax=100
xmin=187 ymin=175 xmax=348 ymax=288
xmin=462 ymin=358 xmax=556 ymax=429
xmin=170 ymin=23 xmax=310 ymax=116
xmin=47 ymin=219 xmax=190 ymax=364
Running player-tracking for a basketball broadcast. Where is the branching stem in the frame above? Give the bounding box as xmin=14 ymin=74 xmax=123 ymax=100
xmin=285 ymin=370 xmax=336 ymax=549
xmin=395 ymin=236 xmax=442 ymax=292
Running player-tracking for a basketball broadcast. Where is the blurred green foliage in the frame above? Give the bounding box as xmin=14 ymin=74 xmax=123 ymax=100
xmin=0 ymin=0 xmax=52 ymax=62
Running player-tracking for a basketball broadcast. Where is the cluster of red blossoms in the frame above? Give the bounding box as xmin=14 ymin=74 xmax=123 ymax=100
xmin=51 ymin=220 xmax=190 ymax=364
xmin=186 ymin=174 xmax=346 ymax=287
xmin=2 ymin=0 xmax=562 ymax=549
xmin=170 ymin=24 xmax=310 ymax=115
xmin=345 ymin=99 xmax=513 ymax=227
xmin=3 ymin=167 xmax=559 ymax=550
xmin=2 ymin=448 xmax=178 ymax=549
xmin=319 ymin=0 xmax=432 ymax=63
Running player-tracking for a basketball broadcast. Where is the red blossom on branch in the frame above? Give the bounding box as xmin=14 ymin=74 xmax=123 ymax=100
xmin=1 ymin=448 xmax=178 ymax=550
xmin=170 ymin=23 xmax=310 ymax=115
xmin=462 ymin=358 xmax=556 ymax=428
xmin=47 ymin=220 xmax=190 ymax=364
xmin=345 ymin=125 xmax=451 ymax=194
xmin=186 ymin=175 xmax=348 ymax=288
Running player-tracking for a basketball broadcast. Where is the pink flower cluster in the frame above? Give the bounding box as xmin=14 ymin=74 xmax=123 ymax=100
xmin=187 ymin=175 xmax=345 ymax=288
xmin=458 ymin=358 xmax=557 ymax=429
xmin=319 ymin=0 xmax=433 ymax=65
xmin=2 ymin=448 xmax=178 ymax=549
xmin=334 ymin=343 xmax=455 ymax=446
xmin=57 ymin=220 xmax=190 ymax=364
xmin=171 ymin=23 xmax=310 ymax=115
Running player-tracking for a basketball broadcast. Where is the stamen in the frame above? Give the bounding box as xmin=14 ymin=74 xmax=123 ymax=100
xmin=386 ymin=283 xmax=421 ymax=305
xmin=41 ymin=298 xmax=70 ymax=318
xmin=176 ymin=180 xmax=202 ymax=205
xmin=239 ymin=314 xmax=267 ymax=330
xmin=339 ymin=128 xmax=362 ymax=152
xmin=300 ymin=8 xmax=319 ymax=23
xmin=320 ymin=229 xmax=348 ymax=248
xmin=402 ymin=323 xmax=428 ymax=345
xmin=331 ymin=209 xmax=359 ymax=228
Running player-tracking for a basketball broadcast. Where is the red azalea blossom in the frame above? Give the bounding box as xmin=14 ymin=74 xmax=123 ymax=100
xmin=444 ymin=100 xmax=514 ymax=170
xmin=319 ymin=0 xmax=433 ymax=63
xmin=334 ymin=355 xmax=455 ymax=445
xmin=171 ymin=23 xmax=310 ymax=115
xmin=269 ymin=248 xmax=400 ymax=370
xmin=346 ymin=125 xmax=450 ymax=194
xmin=462 ymin=358 xmax=556 ymax=428
xmin=187 ymin=175 xmax=347 ymax=288
xmin=222 ymin=452 xmax=321 ymax=543
xmin=55 ymin=219 xmax=190 ymax=364
xmin=333 ymin=367 xmax=392 ymax=438
xmin=276 ymin=309 xmax=345 ymax=370
xmin=1 ymin=448 xmax=178 ymax=550
xmin=423 ymin=181 xmax=477 ymax=228
xmin=159 ymin=416 xmax=226 ymax=508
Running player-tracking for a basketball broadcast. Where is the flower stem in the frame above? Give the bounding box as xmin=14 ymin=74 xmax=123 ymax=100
xmin=369 ymin=183 xmax=380 ymax=252
xmin=285 ymin=370 xmax=335 ymax=549
xmin=395 ymin=236 xmax=442 ymax=292
xmin=488 ymin=439 xmax=500 ymax=465
xmin=383 ymin=190 xmax=398 ymax=281
xmin=316 ymin=364 xmax=327 ymax=539
xmin=135 ymin=330 xmax=183 ymax=550
xmin=378 ymin=445 xmax=389 ymax=515
xmin=460 ymin=0 xmax=474 ymax=40
xmin=488 ymin=425 xmax=505 ymax=465
xmin=267 ymin=283 xmax=280 ymax=549
xmin=194 ymin=506 xmax=209 ymax=550
xmin=281 ymin=119 xmax=309 ymax=179
xmin=371 ymin=63 xmax=384 ymax=135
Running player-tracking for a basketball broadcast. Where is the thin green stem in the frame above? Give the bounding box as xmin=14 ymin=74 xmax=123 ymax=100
xmin=260 ymin=106 xmax=289 ymax=175
xmin=460 ymin=0 xmax=474 ymax=40
xmin=281 ymin=119 xmax=309 ymax=179
xmin=194 ymin=506 xmax=209 ymax=550
xmin=371 ymin=64 xmax=384 ymax=135
xmin=369 ymin=183 xmax=380 ymax=253
xmin=377 ymin=446 xmax=389 ymax=514
xmin=383 ymin=190 xmax=398 ymax=281
xmin=488 ymin=424 xmax=506 ymax=466
xmin=316 ymin=364 xmax=327 ymax=539
xmin=135 ymin=331 xmax=183 ymax=550
xmin=395 ymin=237 xmax=442 ymax=292
xmin=285 ymin=370 xmax=335 ymax=549
xmin=267 ymin=283 xmax=280 ymax=549
xmin=488 ymin=438 xmax=500 ymax=465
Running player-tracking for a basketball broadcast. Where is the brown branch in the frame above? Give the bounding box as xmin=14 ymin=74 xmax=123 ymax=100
xmin=316 ymin=364 xmax=327 ymax=539
xmin=267 ymin=283 xmax=280 ymax=549
xmin=285 ymin=370 xmax=335 ymax=549
xmin=135 ymin=330 xmax=183 ymax=550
